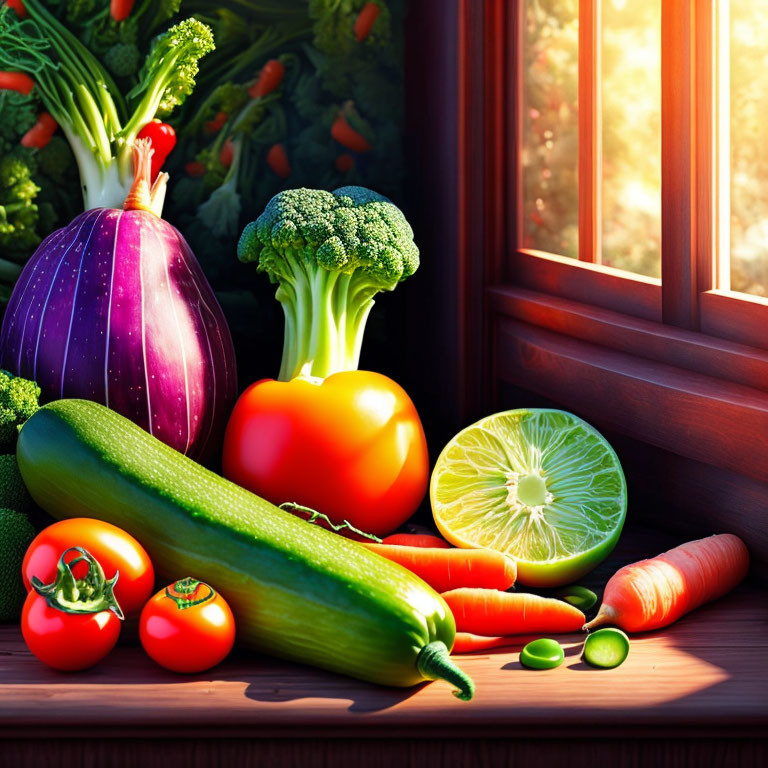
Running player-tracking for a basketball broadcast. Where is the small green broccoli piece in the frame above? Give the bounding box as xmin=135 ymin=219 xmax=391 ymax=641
xmin=0 ymin=454 xmax=33 ymax=514
xmin=0 ymin=370 xmax=41 ymax=451
xmin=36 ymin=136 xmax=74 ymax=181
xmin=104 ymin=42 xmax=142 ymax=78
xmin=310 ymin=0 xmax=391 ymax=57
xmin=0 ymin=154 xmax=41 ymax=261
xmin=213 ymin=82 xmax=250 ymax=117
xmin=0 ymin=507 xmax=35 ymax=621
xmin=65 ymin=0 xmax=98 ymax=25
xmin=0 ymin=92 xmax=37 ymax=147
xmin=238 ymin=186 xmax=418 ymax=380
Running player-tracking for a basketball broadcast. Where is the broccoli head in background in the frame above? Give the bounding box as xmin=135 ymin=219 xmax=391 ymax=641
xmin=0 ymin=454 xmax=33 ymax=515
xmin=0 ymin=506 xmax=35 ymax=621
xmin=0 ymin=370 xmax=41 ymax=452
xmin=238 ymin=186 xmax=418 ymax=381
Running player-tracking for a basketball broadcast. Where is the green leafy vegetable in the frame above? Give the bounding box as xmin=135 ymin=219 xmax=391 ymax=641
xmin=0 ymin=1 xmax=214 ymax=210
xmin=0 ymin=506 xmax=36 ymax=621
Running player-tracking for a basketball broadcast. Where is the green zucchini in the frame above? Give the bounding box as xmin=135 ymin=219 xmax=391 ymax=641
xmin=17 ymin=400 xmax=473 ymax=699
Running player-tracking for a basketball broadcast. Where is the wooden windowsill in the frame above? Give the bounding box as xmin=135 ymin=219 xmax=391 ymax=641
xmin=1 ymin=526 xmax=765 ymax=759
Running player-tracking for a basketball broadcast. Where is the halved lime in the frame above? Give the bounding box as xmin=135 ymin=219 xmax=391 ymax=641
xmin=430 ymin=409 xmax=627 ymax=587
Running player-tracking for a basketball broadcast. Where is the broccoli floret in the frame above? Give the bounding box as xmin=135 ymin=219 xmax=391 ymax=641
xmin=0 ymin=370 xmax=41 ymax=451
xmin=0 ymin=91 xmax=37 ymax=147
xmin=36 ymin=135 xmax=74 ymax=181
xmin=0 ymin=507 xmax=35 ymax=621
xmin=0 ymin=454 xmax=33 ymax=514
xmin=310 ymin=0 xmax=391 ymax=57
xmin=128 ymin=17 xmax=216 ymax=119
xmin=213 ymin=82 xmax=250 ymax=117
xmin=0 ymin=153 xmax=41 ymax=260
xmin=238 ymin=186 xmax=418 ymax=380
xmin=104 ymin=42 xmax=142 ymax=78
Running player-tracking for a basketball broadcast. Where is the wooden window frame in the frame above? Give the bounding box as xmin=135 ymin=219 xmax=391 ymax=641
xmin=425 ymin=0 xmax=768 ymax=570
xmin=452 ymin=0 xmax=768 ymax=406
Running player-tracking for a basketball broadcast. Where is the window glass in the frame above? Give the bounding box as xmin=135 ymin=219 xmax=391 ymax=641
xmin=730 ymin=0 xmax=768 ymax=297
xmin=521 ymin=0 xmax=579 ymax=259
xmin=600 ymin=0 xmax=661 ymax=277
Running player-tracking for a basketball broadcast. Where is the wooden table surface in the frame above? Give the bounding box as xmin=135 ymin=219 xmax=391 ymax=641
xmin=1 ymin=527 xmax=766 ymax=766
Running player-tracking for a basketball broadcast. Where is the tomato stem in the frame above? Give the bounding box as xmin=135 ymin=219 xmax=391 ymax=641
xmin=416 ymin=641 xmax=475 ymax=701
xmin=165 ymin=578 xmax=215 ymax=610
xmin=30 ymin=546 xmax=124 ymax=619
xmin=279 ymin=502 xmax=382 ymax=543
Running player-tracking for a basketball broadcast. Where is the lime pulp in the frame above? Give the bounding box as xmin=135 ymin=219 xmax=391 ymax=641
xmin=431 ymin=409 xmax=627 ymax=587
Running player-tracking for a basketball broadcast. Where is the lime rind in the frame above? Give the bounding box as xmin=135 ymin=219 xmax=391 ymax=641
xmin=431 ymin=409 xmax=627 ymax=572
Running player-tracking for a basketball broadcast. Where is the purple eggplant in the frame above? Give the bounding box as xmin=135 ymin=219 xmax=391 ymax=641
xmin=0 ymin=140 xmax=237 ymax=461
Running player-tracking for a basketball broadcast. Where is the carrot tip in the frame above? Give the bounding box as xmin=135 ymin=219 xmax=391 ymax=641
xmin=583 ymin=604 xmax=617 ymax=632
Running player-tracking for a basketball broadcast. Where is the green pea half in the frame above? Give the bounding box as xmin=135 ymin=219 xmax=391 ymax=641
xmin=554 ymin=585 xmax=598 ymax=611
xmin=583 ymin=628 xmax=630 ymax=668
xmin=520 ymin=638 xmax=565 ymax=670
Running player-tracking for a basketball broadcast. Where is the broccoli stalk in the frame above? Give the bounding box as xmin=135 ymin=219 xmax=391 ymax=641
xmin=0 ymin=1 xmax=214 ymax=211
xmin=237 ymin=186 xmax=418 ymax=381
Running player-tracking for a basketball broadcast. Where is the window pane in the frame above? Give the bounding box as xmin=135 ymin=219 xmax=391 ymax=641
xmin=730 ymin=1 xmax=768 ymax=297
xmin=600 ymin=0 xmax=661 ymax=277
xmin=520 ymin=0 xmax=579 ymax=259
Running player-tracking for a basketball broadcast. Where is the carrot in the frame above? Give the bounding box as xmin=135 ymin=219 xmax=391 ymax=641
xmin=205 ymin=111 xmax=228 ymax=134
xmin=266 ymin=143 xmax=291 ymax=178
xmin=7 ymin=0 xmax=27 ymax=18
xmin=585 ymin=533 xmax=749 ymax=633
xmin=219 ymin=138 xmax=235 ymax=168
xmin=381 ymin=533 xmax=450 ymax=548
xmin=361 ymin=544 xmax=516 ymax=594
xmin=335 ymin=153 xmax=355 ymax=174
xmin=185 ymin=161 xmax=206 ymax=177
xmin=0 ymin=71 xmax=35 ymax=95
xmin=452 ymin=632 xmax=544 ymax=654
xmin=21 ymin=112 xmax=56 ymax=149
xmin=110 ymin=0 xmax=135 ymax=22
xmin=442 ymin=588 xmax=585 ymax=635
xmin=331 ymin=112 xmax=372 ymax=153
xmin=354 ymin=2 xmax=381 ymax=42
xmin=249 ymin=59 xmax=285 ymax=99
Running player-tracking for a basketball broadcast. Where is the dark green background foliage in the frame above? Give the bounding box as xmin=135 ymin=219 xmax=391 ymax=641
xmin=0 ymin=0 xmax=406 ymax=384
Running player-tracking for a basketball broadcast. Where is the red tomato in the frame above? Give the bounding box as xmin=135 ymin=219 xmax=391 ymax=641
xmin=21 ymin=590 xmax=121 ymax=671
xmin=222 ymin=371 xmax=429 ymax=537
xmin=22 ymin=519 xmax=154 ymax=617
xmin=136 ymin=120 xmax=176 ymax=181
xmin=140 ymin=578 xmax=235 ymax=673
